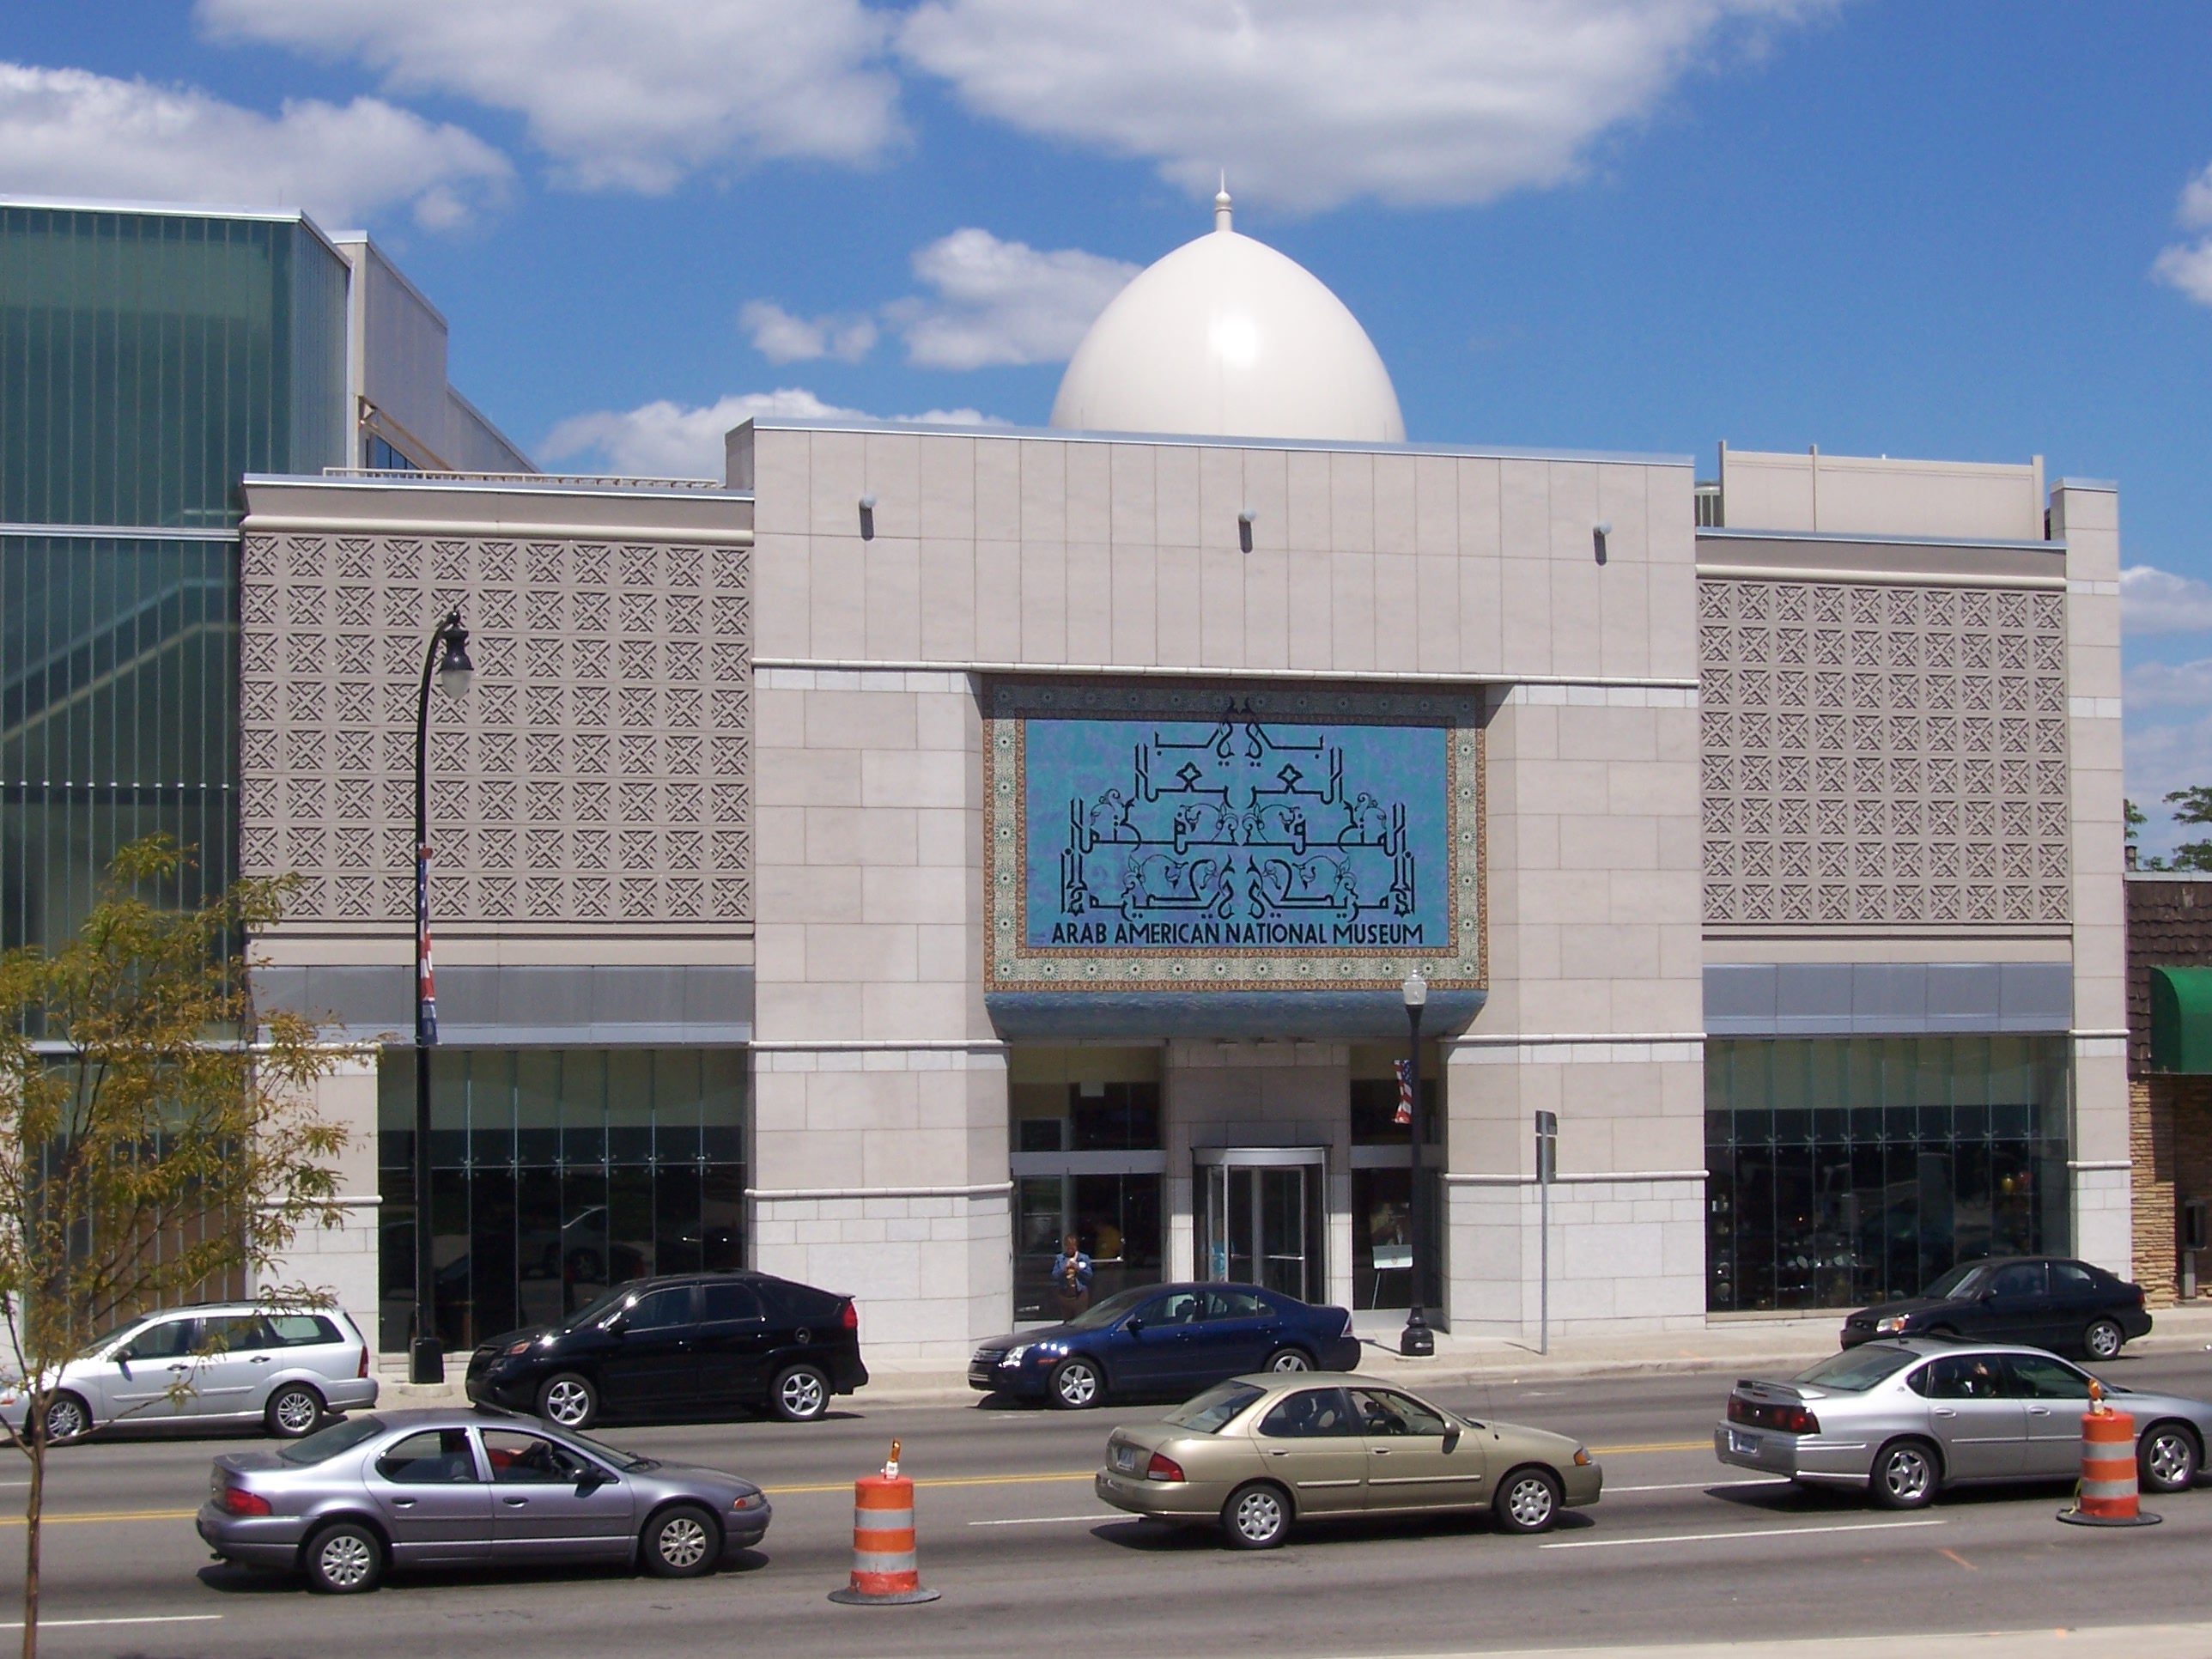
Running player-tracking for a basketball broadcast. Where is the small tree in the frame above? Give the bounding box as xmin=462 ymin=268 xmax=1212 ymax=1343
xmin=2166 ymin=786 xmax=2212 ymax=872
xmin=0 ymin=839 xmax=353 ymax=1658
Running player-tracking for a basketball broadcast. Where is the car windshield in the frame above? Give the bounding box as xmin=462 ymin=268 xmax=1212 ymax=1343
xmin=278 ymin=1415 xmax=387 ymax=1466
xmin=561 ymin=1285 xmax=642 ymax=1331
xmin=1918 ymin=1263 xmax=1987 ymax=1300
xmin=1062 ymin=1287 xmax=1153 ymax=1332
xmin=552 ymin=1429 xmax=660 ymax=1472
xmin=1792 ymin=1345 xmax=1919 ymax=1392
xmin=1162 ymin=1381 xmax=1267 ymax=1433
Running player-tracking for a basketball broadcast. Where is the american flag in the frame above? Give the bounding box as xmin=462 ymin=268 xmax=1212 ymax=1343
xmin=1394 ymin=1058 xmax=1413 ymax=1125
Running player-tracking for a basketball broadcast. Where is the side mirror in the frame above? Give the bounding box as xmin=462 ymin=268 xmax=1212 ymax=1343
xmin=604 ymin=1313 xmax=629 ymax=1335
xmin=576 ymin=1471 xmax=608 ymax=1494
xmin=1442 ymin=1425 xmax=1462 ymax=1454
xmin=1125 ymin=1316 xmax=1146 ymax=1335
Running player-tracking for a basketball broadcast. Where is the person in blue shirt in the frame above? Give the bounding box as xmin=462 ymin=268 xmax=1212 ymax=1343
xmin=1051 ymin=1232 xmax=1094 ymax=1320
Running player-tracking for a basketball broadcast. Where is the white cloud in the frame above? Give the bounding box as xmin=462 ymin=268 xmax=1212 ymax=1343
xmin=2122 ymin=565 xmax=2212 ymax=636
xmin=2154 ymin=161 xmax=2212 ymax=305
xmin=0 ymin=60 xmax=510 ymax=228
xmin=2127 ymin=711 xmax=2212 ymax=860
xmin=898 ymin=0 xmax=1827 ymax=211
xmin=739 ymin=301 xmax=878 ymax=365
xmin=198 ymin=0 xmax=902 ymax=192
xmin=542 ymin=389 xmax=1010 ymax=478
xmin=890 ymin=228 xmax=1139 ymax=369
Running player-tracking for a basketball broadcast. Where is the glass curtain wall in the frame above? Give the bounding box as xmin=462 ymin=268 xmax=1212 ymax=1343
xmin=379 ymin=1048 xmax=748 ymax=1354
xmin=1705 ymin=1036 xmax=2071 ymax=1313
xmin=1008 ymin=1047 xmax=1165 ymax=1322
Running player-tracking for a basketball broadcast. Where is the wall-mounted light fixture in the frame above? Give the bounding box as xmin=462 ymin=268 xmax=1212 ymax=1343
xmin=1593 ymin=520 xmax=1612 ymax=564
xmin=860 ymin=494 xmax=878 ymax=541
xmin=1238 ymin=506 xmax=1257 ymax=554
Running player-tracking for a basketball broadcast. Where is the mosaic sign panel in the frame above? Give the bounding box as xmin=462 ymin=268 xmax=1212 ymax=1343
xmin=984 ymin=680 xmax=1484 ymax=994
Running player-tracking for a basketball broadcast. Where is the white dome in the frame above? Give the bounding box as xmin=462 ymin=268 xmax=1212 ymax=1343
xmin=1050 ymin=194 xmax=1405 ymax=444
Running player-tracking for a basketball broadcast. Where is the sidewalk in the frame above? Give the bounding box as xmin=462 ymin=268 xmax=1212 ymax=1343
xmin=374 ymin=1303 xmax=2212 ymax=1414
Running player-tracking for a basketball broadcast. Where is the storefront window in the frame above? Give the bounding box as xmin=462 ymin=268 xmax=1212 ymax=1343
xmin=1705 ymin=1036 xmax=2070 ymax=1313
xmin=379 ymin=1047 xmax=746 ymax=1353
xmin=1009 ymin=1048 xmax=1165 ymax=1322
xmin=1349 ymin=1047 xmax=1442 ymax=1311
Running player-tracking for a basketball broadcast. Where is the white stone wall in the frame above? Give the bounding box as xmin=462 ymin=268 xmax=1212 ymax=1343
xmin=252 ymin=1056 xmax=384 ymax=1355
xmin=2054 ymin=483 xmax=2130 ymax=1272
xmin=1449 ymin=1173 xmax=1707 ymax=1335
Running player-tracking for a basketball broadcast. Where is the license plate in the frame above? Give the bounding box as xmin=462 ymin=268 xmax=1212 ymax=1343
xmin=1728 ymin=1430 xmax=1762 ymax=1455
xmin=1112 ymin=1444 xmax=1141 ymax=1473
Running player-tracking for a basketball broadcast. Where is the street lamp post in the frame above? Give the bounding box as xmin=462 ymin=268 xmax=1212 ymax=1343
xmin=410 ymin=609 xmax=473 ymax=1386
xmin=1399 ymin=969 xmax=1434 ymax=1357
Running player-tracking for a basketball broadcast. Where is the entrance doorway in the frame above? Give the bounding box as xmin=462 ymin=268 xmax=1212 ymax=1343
xmin=1196 ymin=1148 xmax=1325 ymax=1303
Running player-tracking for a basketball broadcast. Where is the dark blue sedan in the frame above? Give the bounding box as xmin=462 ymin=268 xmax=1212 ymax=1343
xmin=969 ymin=1283 xmax=1361 ymax=1409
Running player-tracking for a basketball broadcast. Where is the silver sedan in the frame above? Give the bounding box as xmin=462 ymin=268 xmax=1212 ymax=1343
xmin=197 ymin=1408 xmax=771 ymax=1592
xmin=1715 ymin=1338 xmax=2212 ymax=1509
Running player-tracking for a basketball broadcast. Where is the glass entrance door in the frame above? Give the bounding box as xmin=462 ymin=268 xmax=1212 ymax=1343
xmin=1199 ymin=1152 xmax=1324 ymax=1302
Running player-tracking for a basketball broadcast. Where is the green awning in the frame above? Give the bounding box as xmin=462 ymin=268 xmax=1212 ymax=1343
xmin=2150 ymin=966 xmax=2212 ymax=1073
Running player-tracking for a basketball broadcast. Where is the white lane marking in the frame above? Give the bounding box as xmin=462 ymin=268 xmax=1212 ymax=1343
xmin=969 ymin=1512 xmax=1115 ymax=1528
xmin=0 ymin=1615 xmax=222 ymax=1630
xmin=1607 ymin=1479 xmax=1793 ymax=1494
xmin=1540 ymin=1518 xmax=1943 ymax=1551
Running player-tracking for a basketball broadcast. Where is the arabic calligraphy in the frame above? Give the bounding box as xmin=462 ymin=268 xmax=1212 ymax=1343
xmin=1024 ymin=710 xmax=1451 ymax=951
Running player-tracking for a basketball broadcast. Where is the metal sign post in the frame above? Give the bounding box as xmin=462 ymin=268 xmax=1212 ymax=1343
xmin=1534 ymin=1111 xmax=1558 ymax=1356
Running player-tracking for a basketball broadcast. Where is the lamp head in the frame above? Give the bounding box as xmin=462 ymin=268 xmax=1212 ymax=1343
xmin=436 ymin=622 xmax=475 ymax=699
xmin=1401 ymin=969 xmax=1428 ymax=1010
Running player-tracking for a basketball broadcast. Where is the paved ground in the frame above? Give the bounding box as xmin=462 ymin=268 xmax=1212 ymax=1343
xmin=3 ymin=1341 xmax=2210 ymax=1657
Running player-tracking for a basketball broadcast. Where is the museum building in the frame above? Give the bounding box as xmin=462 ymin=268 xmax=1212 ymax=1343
xmin=3 ymin=193 xmax=2128 ymax=1366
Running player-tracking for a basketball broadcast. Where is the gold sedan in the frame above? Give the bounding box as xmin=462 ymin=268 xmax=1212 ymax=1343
xmin=1094 ymin=1372 xmax=1601 ymax=1549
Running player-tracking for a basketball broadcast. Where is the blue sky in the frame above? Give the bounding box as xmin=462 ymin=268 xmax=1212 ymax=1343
xmin=10 ymin=1 xmax=2212 ymax=852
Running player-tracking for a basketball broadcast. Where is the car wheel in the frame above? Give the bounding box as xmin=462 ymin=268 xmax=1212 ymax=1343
xmin=305 ymin=1522 xmax=385 ymax=1595
xmin=1492 ymin=1466 xmax=1563 ymax=1534
xmin=2083 ymin=1317 xmax=2126 ymax=1362
xmin=537 ymin=1372 xmax=599 ymax=1431
xmin=1264 ymin=1346 xmax=1314 ymax=1372
xmin=1221 ymin=1480 xmax=1291 ymax=1549
xmin=1869 ymin=1438 xmax=1940 ymax=1510
xmin=1048 ymin=1356 xmax=1103 ymax=1410
xmin=2140 ymin=1422 xmax=2201 ymax=1493
xmin=642 ymin=1504 xmax=720 ymax=1577
xmin=770 ymin=1364 xmax=830 ymax=1423
xmin=40 ymin=1393 xmax=89 ymax=1444
xmin=264 ymin=1382 xmax=325 ymax=1439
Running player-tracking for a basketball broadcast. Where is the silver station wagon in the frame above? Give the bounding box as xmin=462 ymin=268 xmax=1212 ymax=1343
xmin=0 ymin=1302 xmax=377 ymax=1442
xmin=1716 ymin=1338 xmax=2212 ymax=1508
xmin=198 ymin=1407 xmax=772 ymax=1593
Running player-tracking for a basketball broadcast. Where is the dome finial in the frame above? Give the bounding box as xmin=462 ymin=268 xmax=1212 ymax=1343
xmin=1215 ymin=173 xmax=1232 ymax=234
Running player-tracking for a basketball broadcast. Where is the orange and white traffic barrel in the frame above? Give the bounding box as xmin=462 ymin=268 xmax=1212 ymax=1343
xmin=2059 ymin=1403 xmax=2161 ymax=1528
xmin=829 ymin=1446 xmax=941 ymax=1605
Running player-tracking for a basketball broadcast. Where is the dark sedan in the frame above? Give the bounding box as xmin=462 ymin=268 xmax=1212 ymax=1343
xmin=1838 ymin=1256 xmax=2152 ymax=1359
xmin=970 ymin=1283 xmax=1361 ymax=1409
xmin=466 ymin=1271 xmax=867 ymax=1429
xmin=198 ymin=1407 xmax=770 ymax=1593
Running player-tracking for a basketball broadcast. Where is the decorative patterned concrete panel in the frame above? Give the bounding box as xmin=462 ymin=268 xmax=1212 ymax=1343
xmin=239 ymin=532 xmax=750 ymax=927
xmin=1699 ymin=579 xmax=2070 ymax=927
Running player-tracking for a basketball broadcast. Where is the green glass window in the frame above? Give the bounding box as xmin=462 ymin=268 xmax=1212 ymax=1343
xmin=378 ymin=1048 xmax=749 ymax=1354
xmin=1 ymin=206 xmax=347 ymax=530
xmin=1705 ymin=1036 xmax=2071 ymax=1313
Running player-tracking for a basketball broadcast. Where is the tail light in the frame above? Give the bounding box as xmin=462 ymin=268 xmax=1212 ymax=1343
xmin=219 ymin=1484 xmax=273 ymax=1517
xmin=1145 ymin=1452 xmax=1186 ymax=1483
xmin=357 ymin=1346 xmax=370 ymax=1380
xmin=841 ymin=1301 xmax=859 ymax=1333
xmin=1728 ymin=1395 xmax=1820 ymax=1434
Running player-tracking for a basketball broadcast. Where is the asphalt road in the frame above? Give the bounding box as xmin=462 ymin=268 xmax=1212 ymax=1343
xmin=5 ymin=1350 xmax=2212 ymax=1658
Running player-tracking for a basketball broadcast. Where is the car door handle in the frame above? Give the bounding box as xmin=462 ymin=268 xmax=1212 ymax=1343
xmin=2027 ymin=1407 xmax=2051 ymax=1418
xmin=1370 ymin=1448 xmax=1391 ymax=1456
xmin=1933 ymin=1407 xmax=1957 ymax=1418
xmin=391 ymin=1498 xmax=416 ymax=1509
xmin=249 ymin=1356 xmax=272 ymax=1364
xmin=502 ymin=1497 xmax=528 ymax=1507
xmin=1267 ymin=1449 xmax=1290 ymax=1458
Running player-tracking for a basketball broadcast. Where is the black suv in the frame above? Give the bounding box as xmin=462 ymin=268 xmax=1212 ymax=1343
xmin=1838 ymin=1256 xmax=2152 ymax=1359
xmin=465 ymin=1272 xmax=868 ymax=1428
